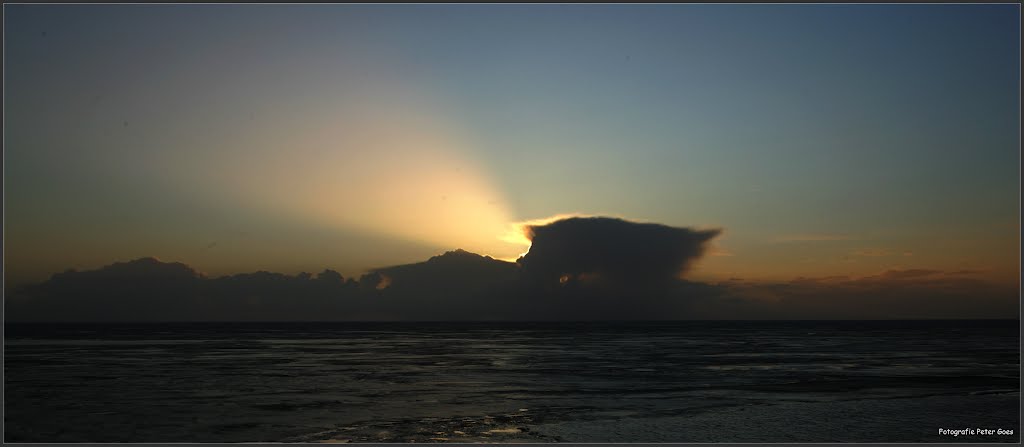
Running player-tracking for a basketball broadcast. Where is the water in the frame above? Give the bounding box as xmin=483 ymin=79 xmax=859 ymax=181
xmin=4 ymin=320 xmax=1020 ymax=442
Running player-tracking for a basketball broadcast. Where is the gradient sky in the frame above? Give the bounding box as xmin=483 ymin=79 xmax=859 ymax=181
xmin=4 ymin=4 xmax=1020 ymax=286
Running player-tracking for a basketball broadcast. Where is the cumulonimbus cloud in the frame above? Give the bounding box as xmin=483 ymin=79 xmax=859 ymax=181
xmin=517 ymin=216 xmax=722 ymax=287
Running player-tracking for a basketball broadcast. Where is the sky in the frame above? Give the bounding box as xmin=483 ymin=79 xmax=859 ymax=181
xmin=4 ymin=4 xmax=1020 ymax=289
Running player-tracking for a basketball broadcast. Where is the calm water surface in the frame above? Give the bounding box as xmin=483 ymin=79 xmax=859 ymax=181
xmin=4 ymin=320 xmax=1020 ymax=442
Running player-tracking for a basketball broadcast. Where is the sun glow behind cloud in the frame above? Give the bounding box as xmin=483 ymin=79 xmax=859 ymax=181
xmin=499 ymin=212 xmax=686 ymax=262
xmin=174 ymin=79 xmax=532 ymax=263
xmin=498 ymin=213 xmax=620 ymax=261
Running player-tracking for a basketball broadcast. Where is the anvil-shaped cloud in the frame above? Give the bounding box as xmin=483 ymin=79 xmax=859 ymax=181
xmin=518 ymin=216 xmax=722 ymax=288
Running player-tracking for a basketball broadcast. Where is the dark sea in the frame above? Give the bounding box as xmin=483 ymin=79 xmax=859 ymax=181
xmin=4 ymin=320 xmax=1020 ymax=443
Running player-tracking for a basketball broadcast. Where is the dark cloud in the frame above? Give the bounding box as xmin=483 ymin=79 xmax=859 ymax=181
xmin=518 ymin=216 xmax=721 ymax=289
xmin=9 ymin=258 xmax=204 ymax=321
xmin=7 ymin=258 xmax=367 ymax=321
xmin=4 ymin=219 xmax=1016 ymax=321
xmin=367 ymin=249 xmax=521 ymax=320
xmin=374 ymin=249 xmax=518 ymax=290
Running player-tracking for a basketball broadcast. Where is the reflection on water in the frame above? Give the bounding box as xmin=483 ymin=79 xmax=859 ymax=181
xmin=4 ymin=320 xmax=1020 ymax=442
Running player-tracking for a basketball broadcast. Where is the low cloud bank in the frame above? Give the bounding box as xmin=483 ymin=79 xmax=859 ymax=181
xmin=5 ymin=218 xmax=1016 ymax=321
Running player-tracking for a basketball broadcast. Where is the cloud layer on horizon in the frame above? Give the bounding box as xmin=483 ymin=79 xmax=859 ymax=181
xmin=6 ymin=258 xmax=1017 ymax=322
xmin=4 ymin=217 xmax=1017 ymax=322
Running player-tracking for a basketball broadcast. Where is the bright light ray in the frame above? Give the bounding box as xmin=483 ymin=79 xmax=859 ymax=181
xmin=184 ymin=80 xmax=529 ymax=262
xmin=499 ymin=212 xmax=626 ymax=261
